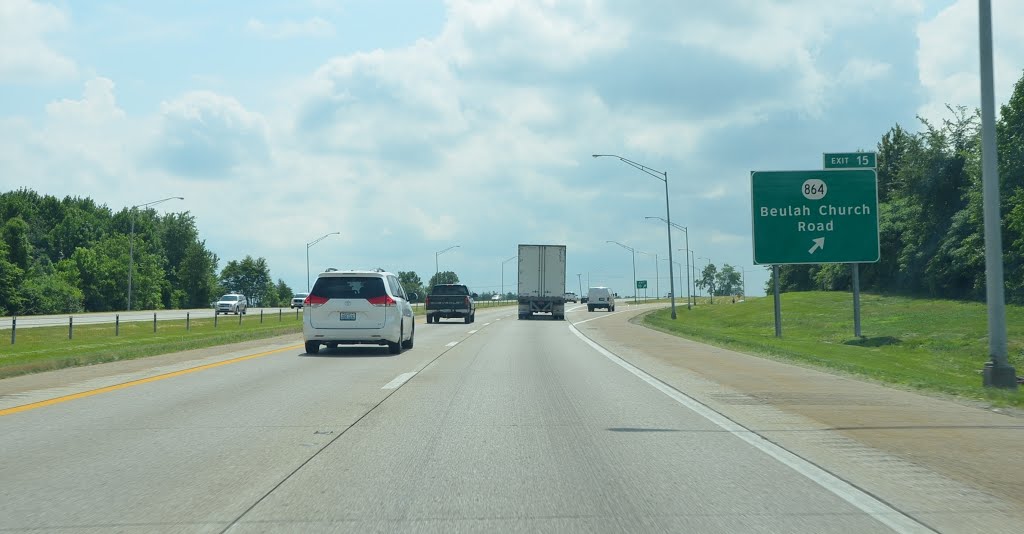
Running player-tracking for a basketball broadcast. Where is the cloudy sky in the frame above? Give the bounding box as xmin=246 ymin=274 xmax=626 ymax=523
xmin=2 ymin=0 xmax=1023 ymax=300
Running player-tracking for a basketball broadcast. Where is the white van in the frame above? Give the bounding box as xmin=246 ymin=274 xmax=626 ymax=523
xmin=586 ymin=287 xmax=615 ymax=312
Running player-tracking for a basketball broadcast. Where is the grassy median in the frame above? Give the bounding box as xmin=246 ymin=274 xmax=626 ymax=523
xmin=643 ymin=292 xmax=1024 ymax=408
xmin=0 ymin=311 xmax=303 ymax=379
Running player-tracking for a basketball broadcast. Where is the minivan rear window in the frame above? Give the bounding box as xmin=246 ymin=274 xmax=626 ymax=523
xmin=310 ymin=277 xmax=387 ymax=300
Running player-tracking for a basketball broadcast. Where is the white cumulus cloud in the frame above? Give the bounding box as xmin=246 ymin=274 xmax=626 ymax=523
xmin=917 ymin=0 xmax=1024 ymax=122
xmin=0 ymin=0 xmax=77 ymax=82
xmin=148 ymin=91 xmax=271 ymax=179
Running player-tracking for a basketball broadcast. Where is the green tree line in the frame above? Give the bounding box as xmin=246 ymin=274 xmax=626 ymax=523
xmin=0 ymin=190 xmax=294 ymax=315
xmin=770 ymin=70 xmax=1024 ymax=304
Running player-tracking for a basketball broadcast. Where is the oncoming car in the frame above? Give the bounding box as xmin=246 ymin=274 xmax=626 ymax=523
xmin=302 ymin=269 xmax=417 ymax=355
xmin=291 ymin=292 xmax=308 ymax=309
xmin=215 ymin=293 xmax=247 ymax=315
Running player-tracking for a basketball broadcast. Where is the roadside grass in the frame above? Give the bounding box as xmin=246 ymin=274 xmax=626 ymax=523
xmin=643 ymin=292 xmax=1024 ymax=408
xmin=0 ymin=313 xmax=303 ymax=379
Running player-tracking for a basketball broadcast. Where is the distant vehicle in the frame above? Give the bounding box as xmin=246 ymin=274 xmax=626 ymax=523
xmin=215 ymin=293 xmax=247 ymax=315
xmin=518 ymin=244 xmax=566 ymax=320
xmin=302 ymin=269 xmax=416 ymax=355
xmin=563 ymin=292 xmax=578 ymax=303
xmin=491 ymin=294 xmax=501 ymax=301
xmin=425 ymin=284 xmax=477 ymax=323
xmin=291 ymin=292 xmax=308 ymax=309
xmin=587 ymin=287 xmax=615 ymax=312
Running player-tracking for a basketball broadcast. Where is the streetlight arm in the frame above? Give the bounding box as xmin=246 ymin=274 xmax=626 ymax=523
xmin=436 ymin=245 xmax=460 ymax=257
xmin=133 ymin=196 xmax=185 ymax=210
xmin=606 ymin=240 xmax=636 ymax=253
xmin=645 ymin=216 xmax=687 ymax=234
xmin=307 ymin=231 xmax=340 ymax=249
xmin=593 ymin=154 xmax=666 ymax=182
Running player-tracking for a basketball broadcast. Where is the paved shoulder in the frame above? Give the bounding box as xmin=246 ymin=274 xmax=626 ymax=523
xmin=571 ymin=305 xmax=1024 ymax=532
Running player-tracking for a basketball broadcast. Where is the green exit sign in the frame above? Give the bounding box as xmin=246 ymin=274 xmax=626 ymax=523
xmin=751 ymin=169 xmax=880 ymax=265
xmin=823 ymin=152 xmax=876 ymax=169
xmin=636 ymin=280 xmax=647 ymax=289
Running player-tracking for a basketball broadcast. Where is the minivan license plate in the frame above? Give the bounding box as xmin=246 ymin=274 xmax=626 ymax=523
xmin=340 ymin=312 xmax=356 ymax=321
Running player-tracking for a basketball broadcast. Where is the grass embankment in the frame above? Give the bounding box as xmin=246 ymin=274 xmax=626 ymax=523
xmin=0 ymin=313 xmax=303 ymax=379
xmin=643 ymin=292 xmax=1024 ymax=408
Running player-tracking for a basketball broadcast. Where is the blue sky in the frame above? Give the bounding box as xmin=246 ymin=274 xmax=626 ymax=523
xmin=3 ymin=0 xmax=1024 ymax=299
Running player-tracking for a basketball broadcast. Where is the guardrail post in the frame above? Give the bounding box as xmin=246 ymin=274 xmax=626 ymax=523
xmin=116 ymin=314 xmax=120 ymax=336
xmin=187 ymin=312 xmax=190 ymax=331
xmin=153 ymin=312 xmax=157 ymax=333
xmin=214 ymin=312 xmax=218 ymax=328
xmin=69 ymin=316 xmax=73 ymax=340
xmin=260 ymin=309 xmax=264 ymax=324
xmin=238 ymin=312 xmax=242 ymax=325
xmin=10 ymin=316 xmax=15 ymax=345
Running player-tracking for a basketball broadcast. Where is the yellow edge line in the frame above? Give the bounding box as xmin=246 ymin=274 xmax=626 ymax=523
xmin=0 ymin=344 xmax=302 ymax=417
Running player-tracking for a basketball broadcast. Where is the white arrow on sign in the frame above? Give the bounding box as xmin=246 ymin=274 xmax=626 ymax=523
xmin=808 ymin=237 xmax=825 ymax=254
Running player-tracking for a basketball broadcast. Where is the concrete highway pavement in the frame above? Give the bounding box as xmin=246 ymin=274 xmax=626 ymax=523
xmin=0 ymin=308 xmax=301 ymax=330
xmin=0 ymin=303 xmax=1017 ymax=532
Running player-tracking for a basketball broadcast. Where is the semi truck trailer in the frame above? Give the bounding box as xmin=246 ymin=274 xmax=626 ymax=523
xmin=517 ymin=244 xmax=566 ymax=320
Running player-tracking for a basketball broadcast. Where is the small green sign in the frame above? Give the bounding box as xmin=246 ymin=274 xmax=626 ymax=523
xmin=636 ymin=280 xmax=647 ymax=289
xmin=823 ymin=152 xmax=876 ymax=169
xmin=751 ymin=169 xmax=879 ymax=265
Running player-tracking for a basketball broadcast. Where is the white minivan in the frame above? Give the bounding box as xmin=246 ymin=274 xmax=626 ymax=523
xmin=586 ymin=287 xmax=615 ymax=312
xmin=303 ymin=269 xmax=416 ymax=355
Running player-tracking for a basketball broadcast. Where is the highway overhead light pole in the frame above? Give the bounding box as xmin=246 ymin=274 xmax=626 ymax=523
xmin=638 ymin=250 xmax=658 ymax=301
xmin=577 ymin=273 xmax=583 ymax=300
xmin=647 ymin=216 xmax=692 ymax=310
xmin=607 ymin=240 xmax=638 ymax=304
xmin=663 ymin=259 xmax=684 ymax=304
xmin=978 ymin=0 xmax=1016 ymax=388
xmin=306 ymin=232 xmax=340 ymax=291
xmin=502 ymin=255 xmax=517 ymax=302
xmin=594 ymin=154 xmax=677 ymax=319
xmin=688 ymin=249 xmax=698 ymax=302
xmin=435 ymin=245 xmax=460 ymax=286
xmin=128 ymin=196 xmax=183 ymax=311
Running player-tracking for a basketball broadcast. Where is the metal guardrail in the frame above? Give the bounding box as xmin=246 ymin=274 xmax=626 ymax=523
xmin=4 ymin=300 xmax=517 ymax=345
xmin=6 ymin=308 xmax=303 ymax=345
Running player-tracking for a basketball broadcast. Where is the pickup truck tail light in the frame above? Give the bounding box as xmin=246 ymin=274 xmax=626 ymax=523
xmin=464 ymin=296 xmax=471 ymax=307
xmin=305 ymin=294 xmax=328 ymax=307
xmin=368 ymin=295 xmax=396 ymax=307
xmin=424 ymin=296 xmax=431 ymax=306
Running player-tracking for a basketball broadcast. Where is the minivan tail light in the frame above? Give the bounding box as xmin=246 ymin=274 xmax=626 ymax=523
xmin=368 ymin=295 xmax=396 ymax=307
xmin=305 ymin=295 xmax=328 ymax=307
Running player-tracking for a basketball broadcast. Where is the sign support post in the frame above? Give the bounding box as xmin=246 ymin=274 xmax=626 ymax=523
xmin=772 ymin=265 xmax=781 ymax=337
xmin=852 ymin=264 xmax=861 ymax=337
xmin=752 ymin=167 xmax=879 ymax=338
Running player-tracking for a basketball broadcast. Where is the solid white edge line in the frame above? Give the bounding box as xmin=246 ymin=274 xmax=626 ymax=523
xmin=468 ymin=330 xmax=478 ymax=334
xmin=445 ymin=341 xmax=459 ymax=347
xmin=568 ymin=325 xmax=934 ymax=534
xmin=572 ymin=311 xmax=625 ymax=326
xmin=381 ymin=372 xmax=417 ymax=390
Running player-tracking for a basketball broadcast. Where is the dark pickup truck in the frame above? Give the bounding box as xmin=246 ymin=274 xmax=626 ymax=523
xmin=425 ymin=284 xmax=477 ymax=324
